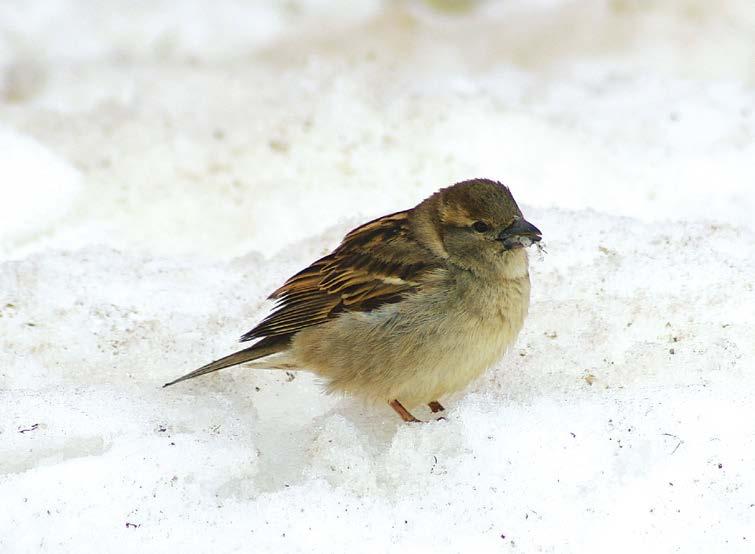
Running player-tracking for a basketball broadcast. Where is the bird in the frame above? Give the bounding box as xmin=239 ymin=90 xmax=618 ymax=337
xmin=164 ymin=178 xmax=542 ymax=422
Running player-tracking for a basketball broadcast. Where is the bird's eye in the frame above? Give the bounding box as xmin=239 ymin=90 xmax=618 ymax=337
xmin=472 ymin=221 xmax=489 ymax=233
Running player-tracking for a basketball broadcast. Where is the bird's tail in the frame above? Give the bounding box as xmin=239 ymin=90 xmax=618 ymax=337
xmin=163 ymin=336 xmax=290 ymax=388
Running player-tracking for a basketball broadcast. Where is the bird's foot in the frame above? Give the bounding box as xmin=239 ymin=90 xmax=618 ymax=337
xmin=389 ymin=399 xmax=421 ymax=423
xmin=428 ymin=400 xmax=445 ymax=413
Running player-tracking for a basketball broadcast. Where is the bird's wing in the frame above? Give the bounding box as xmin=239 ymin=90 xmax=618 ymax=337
xmin=240 ymin=210 xmax=439 ymax=342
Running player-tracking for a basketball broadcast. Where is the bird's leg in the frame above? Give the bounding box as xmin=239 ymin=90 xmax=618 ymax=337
xmin=428 ymin=400 xmax=445 ymax=413
xmin=389 ymin=399 xmax=421 ymax=423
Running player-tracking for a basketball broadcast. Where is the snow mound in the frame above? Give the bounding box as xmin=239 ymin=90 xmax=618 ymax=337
xmin=0 ymin=127 xmax=82 ymax=256
xmin=2 ymin=212 xmax=754 ymax=552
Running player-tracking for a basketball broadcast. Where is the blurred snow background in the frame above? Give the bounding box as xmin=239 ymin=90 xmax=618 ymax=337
xmin=1 ymin=0 xmax=754 ymax=552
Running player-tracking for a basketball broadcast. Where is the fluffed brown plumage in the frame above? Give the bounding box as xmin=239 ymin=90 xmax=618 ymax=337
xmin=165 ymin=178 xmax=542 ymax=422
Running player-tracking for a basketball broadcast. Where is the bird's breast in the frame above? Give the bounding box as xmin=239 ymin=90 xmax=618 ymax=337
xmin=438 ymin=272 xmax=531 ymax=372
xmin=291 ymin=266 xmax=531 ymax=405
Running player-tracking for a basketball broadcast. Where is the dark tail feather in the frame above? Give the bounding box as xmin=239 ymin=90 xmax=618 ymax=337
xmin=163 ymin=337 xmax=289 ymax=388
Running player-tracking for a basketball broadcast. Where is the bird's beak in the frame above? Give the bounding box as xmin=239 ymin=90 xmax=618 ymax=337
xmin=497 ymin=218 xmax=542 ymax=250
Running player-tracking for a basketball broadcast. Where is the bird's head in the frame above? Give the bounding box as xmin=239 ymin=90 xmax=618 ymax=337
xmin=414 ymin=178 xmax=542 ymax=275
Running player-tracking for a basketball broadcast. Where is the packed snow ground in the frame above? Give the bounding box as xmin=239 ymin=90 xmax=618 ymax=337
xmin=1 ymin=1 xmax=754 ymax=553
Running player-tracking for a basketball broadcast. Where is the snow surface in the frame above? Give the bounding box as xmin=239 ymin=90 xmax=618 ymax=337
xmin=1 ymin=1 xmax=754 ymax=552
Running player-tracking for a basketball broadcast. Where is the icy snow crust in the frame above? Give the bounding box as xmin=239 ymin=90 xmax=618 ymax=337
xmin=1 ymin=1 xmax=754 ymax=552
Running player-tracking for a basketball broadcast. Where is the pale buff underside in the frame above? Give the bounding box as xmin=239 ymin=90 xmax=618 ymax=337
xmin=246 ymin=250 xmax=531 ymax=407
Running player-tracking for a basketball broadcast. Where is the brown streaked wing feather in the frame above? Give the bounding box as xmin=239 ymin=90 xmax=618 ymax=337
xmin=240 ymin=210 xmax=439 ymax=342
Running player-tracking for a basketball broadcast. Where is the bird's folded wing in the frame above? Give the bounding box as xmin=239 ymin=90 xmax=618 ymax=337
xmin=240 ymin=210 xmax=440 ymax=342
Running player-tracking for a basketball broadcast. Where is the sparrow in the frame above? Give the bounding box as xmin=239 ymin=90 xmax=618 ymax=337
xmin=165 ymin=178 xmax=542 ymax=422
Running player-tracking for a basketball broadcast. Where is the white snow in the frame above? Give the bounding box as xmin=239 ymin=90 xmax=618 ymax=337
xmin=0 ymin=126 xmax=82 ymax=256
xmin=1 ymin=1 xmax=754 ymax=552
